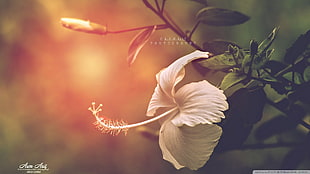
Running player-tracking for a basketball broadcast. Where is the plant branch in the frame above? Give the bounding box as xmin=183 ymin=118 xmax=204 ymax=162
xmin=247 ymin=55 xmax=255 ymax=77
xmin=160 ymin=0 xmax=167 ymax=14
xmin=250 ymin=76 xmax=278 ymax=85
xmin=108 ymin=24 xmax=168 ymax=34
xmin=274 ymin=56 xmax=305 ymax=78
xmin=155 ymin=0 xmax=161 ymax=12
xmin=142 ymin=0 xmax=203 ymax=51
xmin=189 ymin=21 xmax=201 ymax=40
xmin=143 ymin=0 xmax=160 ymax=14
xmin=262 ymin=68 xmax=295 ymax=88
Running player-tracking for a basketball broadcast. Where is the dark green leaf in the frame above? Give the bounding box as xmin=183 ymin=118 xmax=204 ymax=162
xmin=284 ymin=29 xmax=310 ymax=64
xmin=216 ymin=88 xmax=265 ymax=151
xmin=127 ymin=26 xmax=156 ymax=66
xmin=287 ymin=82 xmax=310 ymax=104
xmin=254 ymin=102 xmax=305 ymax=140
xmin=189 ymin=0 xmax=208 ymax=6
xmin=303 ymin=66 xmax=310 ymax=82
xmin=264 ymin=60 xmax=287 ymax=75
xmin=220 ymin=72 xmax=247 ymax=91
xmin=196 ymin=7 xmax=250 ymax=26
xmin=270 ymin=83 xmax=288 ymax=95
xmin=281 ymin=133 xmax=310 ymax=169
xmin=289 ymin=57 xmax=309 ymax=75
xmin=283 ymin=72 xmax=304 ymax=85
xmin=254 ymin=115 xmax=298 ymax=140
xmin=202 ymin=40 xmax=240 ymax=55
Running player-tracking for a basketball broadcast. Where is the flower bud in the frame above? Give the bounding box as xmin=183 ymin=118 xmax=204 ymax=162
xmin=60 ymin=18 xmax=107 ymax=35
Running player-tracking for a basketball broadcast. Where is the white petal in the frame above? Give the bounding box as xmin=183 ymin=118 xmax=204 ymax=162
xmin=147 ymin=50 xmax=210 ymax=116
xmin=159 ymin=119 xmax=222 ymax=170
xmin=147 ymin=84 xmax=176 ymax=116
xmin=172 ymin=80 xmax=228 ymax=127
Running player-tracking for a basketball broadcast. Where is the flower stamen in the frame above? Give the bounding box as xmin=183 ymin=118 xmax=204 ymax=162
xmin=88 ymin=102 xmax=178 ymax=136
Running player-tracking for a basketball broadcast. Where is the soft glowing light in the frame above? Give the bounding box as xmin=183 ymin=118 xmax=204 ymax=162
xmin=68 ymin=47 xmax=111 ymax=91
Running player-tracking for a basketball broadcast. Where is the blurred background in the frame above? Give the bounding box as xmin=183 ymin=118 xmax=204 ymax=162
xmin=0 ymin=0 xmax=309 ymax=174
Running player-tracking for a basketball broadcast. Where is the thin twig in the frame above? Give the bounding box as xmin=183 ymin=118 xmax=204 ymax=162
xmin=142 ymin=0 xmax=203 ymax=51
xmin=262 ymin=68 xmax=293 ymax=87
xmin=160 ymin=0 xmax=167 ymax=14
xmin=143 ymin=0 xmax=159 ymax=14
xmin=247 ymin=54 xmax=255 ymax=77
xmin=155 ymin=0 xmax=161 ymax=12
xmin=189 ymin=21 xmax=201 ymax=40
xmin=274 ymin=56 xmax=304 ymax=78
xmin=108 ymin=24 xmax=168 ymax=34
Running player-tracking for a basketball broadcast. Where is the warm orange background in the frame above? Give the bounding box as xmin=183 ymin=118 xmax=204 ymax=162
xmin=1 ymin=0 xmax=309 ymax=174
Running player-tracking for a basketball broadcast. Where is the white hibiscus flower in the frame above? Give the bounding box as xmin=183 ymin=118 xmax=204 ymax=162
xmin=89 ymin=50 xmax=228 ymax=170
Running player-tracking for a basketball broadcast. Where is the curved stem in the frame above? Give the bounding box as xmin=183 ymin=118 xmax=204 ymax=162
xmin=101 ymin=107 xmax=178 ymax=130
xmin=108 ymin=24 xmax=168 ymax=34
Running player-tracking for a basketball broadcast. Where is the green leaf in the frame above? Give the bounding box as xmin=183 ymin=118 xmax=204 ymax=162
xmin=254 ymin=115 xmax=298 ymax=140
xmin=283 ymin=72 xmax=304 ymax=85
xmin=255 ymin=104 xmax=305 ymax=141
xmin=287 ymin=82 xmax=310 ymax=104
xmin=198 ymin=52 xmax=239 ymax=71
xmin=252 ymin=54 xmax=271 ymax=71
xmin=220 ymin=72 xmax=247 ymax=91
xmin=196 ymin=7 xmax=249 ymax=26
xmin=264 ymin=60 xmax=287 ymax=75
xmin=303 ymin=66 xmax=310 ymax=82
xmin=202 ymin=40 xmax=240 ymax=55
xmin=127 ymin=26 xmax=156 ymax=66
xmin=241 ymin=54 xmax=251 ymax=73
xmin=284 ymin=29 xmax=310 ymax=64
xmin=281 ymin=134 xmax=310 ymax=169
xmin=189 ymin=0 xmax=208 ymax=6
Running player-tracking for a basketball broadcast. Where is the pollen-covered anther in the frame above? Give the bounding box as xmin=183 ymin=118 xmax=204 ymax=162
xmin=94 ymin=118 xmax=128 ymax=136
xmin=88 ymin=102 xmax=103 ymax=117
xmin=89 ymin=102 xmax=128 ymax=136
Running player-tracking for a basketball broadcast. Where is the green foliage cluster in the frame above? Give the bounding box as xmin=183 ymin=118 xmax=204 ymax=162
xmin=134 ymin=0 xmax=310 ymax=169
xmin=191 ymin=0 xmax=310 ymax=168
